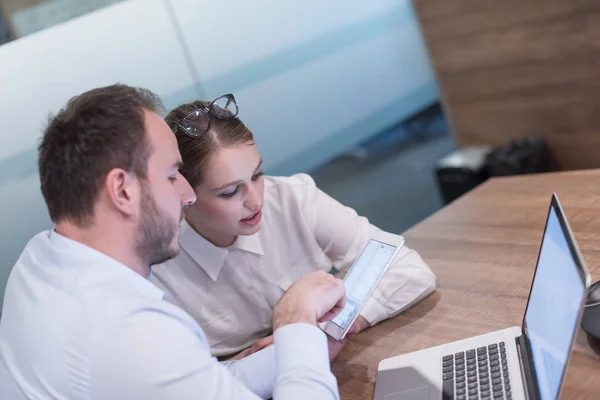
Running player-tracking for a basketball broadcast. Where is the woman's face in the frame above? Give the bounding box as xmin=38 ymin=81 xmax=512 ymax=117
xmin=185 ymin=143 xmax=265 ymax=247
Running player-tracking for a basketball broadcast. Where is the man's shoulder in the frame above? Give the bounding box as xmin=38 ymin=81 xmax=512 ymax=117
xmin=91 ymin=297 xmax=213 ymax=370
xmin=79 ymin=276 xmax=202 ymax=330
xmin=84 ymin=293 xmax=214 ymax=398
xmin=100 ymin=292 xmax=206 ymax=339
xmin=13 ymin=230 xmax=51 ymax=262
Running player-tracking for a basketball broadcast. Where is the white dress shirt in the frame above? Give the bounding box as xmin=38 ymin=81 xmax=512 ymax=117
xmin=0 ymin=230 xmax=340 ymax=400
xmin=152 ymin=173 xmax=436 ymax=357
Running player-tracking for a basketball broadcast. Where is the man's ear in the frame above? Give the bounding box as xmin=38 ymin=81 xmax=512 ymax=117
xmin=104 ymin=168 xmax=139 ymax=217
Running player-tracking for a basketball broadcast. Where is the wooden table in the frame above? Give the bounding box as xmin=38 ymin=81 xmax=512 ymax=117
xmin=332 ymin=169 xmax=600 ymax=399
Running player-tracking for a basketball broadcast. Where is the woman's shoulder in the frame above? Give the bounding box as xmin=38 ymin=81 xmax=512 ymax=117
xmin=264 ymin=172 xmax=316 ymax=187
xmin=264 ymin=173 xmax=317 ymax=199
xmin=263 ymin=173 xmax=319 ymax=210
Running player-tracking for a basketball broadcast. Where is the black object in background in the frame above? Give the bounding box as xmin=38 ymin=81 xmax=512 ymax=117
xmin=0 ymin=8 xmax=12 ymax=46
xmin=582 ymin=280 xmax=600 ymax=356
xmin=483 ymin=136 xmax=551 ymax=177
xmin=435 ymin=146 xmax=492 ymax=205
xmin=436 ymin=136 xmax=553 ymax=205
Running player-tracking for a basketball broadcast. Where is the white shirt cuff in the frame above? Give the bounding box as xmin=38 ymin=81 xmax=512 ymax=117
xmin=360 ymin=295 xmax=388 ymax=326
xmin=233 ymin=345 xmax=276 ymax=399
xmin=274 ymin=323 xmax=330 ymax=373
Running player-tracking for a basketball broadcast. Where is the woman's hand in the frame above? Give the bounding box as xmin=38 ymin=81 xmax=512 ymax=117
xmin=230 ymin=335 xmax=274 ymax=360
xmin=354 ymin=315 xmax=371 ymax=332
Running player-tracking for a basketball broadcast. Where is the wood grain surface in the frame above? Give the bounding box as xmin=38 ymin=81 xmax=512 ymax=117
xmin=411 ymin=0 xmax=600 ymax=171
xmin=333 ymin=169 xmax=600 ymax=399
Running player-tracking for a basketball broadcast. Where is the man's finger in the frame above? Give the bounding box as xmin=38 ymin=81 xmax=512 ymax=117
xmin=318 ymin=309 xmax=339 ymax=322
xmin=317 ymin=293 xmax=346 ymax=322
xmin=328 ymin=295 xmax=346 ymax=316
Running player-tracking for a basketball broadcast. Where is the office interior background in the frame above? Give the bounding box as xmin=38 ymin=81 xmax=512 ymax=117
xmin=0 ymin=0 xmax=452 ymax=312
xmin=3 ymin=0 xmax=593 ymax=313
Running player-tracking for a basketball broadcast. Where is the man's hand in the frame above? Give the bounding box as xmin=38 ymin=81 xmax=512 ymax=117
xmin=230 ymin=335 xmax=274 ymax=360
xmin=273 ymin=270 xmax=345 ymax=330
xmin=234 ymin=317 xmax=368 ymax=361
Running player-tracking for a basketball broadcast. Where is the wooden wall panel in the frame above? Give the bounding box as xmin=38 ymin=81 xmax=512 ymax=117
xmin=412 ymin=0 xmax=600 ymax=170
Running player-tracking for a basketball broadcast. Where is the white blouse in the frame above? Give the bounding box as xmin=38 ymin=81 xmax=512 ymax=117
xmin=152 ymin=174 xmax=436 ymax=357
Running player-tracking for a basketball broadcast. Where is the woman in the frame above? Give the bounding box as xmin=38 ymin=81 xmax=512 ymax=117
xmin=152 ymin=94 xmax=436 ymax=358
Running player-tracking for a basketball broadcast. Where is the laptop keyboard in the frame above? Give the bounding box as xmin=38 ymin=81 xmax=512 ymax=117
xmin=442 ymin=342 xmax=512 ymax=400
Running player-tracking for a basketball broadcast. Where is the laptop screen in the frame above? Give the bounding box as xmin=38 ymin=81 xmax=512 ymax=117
xmin=523 ymin=203 xmax=587 ymax=400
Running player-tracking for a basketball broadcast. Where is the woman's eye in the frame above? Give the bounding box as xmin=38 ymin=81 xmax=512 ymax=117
xmin=252 ymin=172 xmax=264 ymax=181
xmin=219 ymin=188 xmax=239 ymax=199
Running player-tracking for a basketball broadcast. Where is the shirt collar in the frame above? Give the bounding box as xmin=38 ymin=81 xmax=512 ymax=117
xmin=178 ymin=219 xmax=264 ymax=281
xmin=231 ymin=231 xmax=264 ymax=256
xmin=49 ymin=230 xmax=165 ymax=301
xmin=178 ymin=220 xmax=228 ymax=281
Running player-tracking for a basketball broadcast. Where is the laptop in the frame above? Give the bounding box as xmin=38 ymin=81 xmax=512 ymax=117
xmin=374 ymin=194 xmax=591 ymax=400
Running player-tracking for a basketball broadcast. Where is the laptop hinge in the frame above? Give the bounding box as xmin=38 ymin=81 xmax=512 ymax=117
xmin=516 ymin=335 xmax=539 ymax=400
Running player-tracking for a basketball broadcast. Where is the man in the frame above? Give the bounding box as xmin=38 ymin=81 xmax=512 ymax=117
xmin=0 ymin=84 xmax=347 ymax=399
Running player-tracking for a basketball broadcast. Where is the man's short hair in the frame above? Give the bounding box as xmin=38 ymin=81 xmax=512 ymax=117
xmin=38 ymin=84 xmax=164 ymax=226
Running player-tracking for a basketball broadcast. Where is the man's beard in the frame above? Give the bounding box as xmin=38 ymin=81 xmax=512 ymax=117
xmin=135 ymin=184 xmax=182 ymax=267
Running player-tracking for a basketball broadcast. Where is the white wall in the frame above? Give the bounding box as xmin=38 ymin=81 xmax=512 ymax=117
xmin=0 ymin=0 xmax=438 ymax=309
xmin=0 ymin=0 xmax=200 ymax=310
xmin=0 ymin=0 xmax=198 ymax=160
xmin=171 ymin=0 xmax=437 ymax=171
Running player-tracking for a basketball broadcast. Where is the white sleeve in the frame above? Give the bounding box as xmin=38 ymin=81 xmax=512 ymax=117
xmin=91 ymin=308 xmax=338 ymax=400
xmin=297 ymin=173 xmax=437 ymax=325
xmin=274 ymin=324 xmax=340 ymax=400
xmin=221 ymin=345 xmax=276 ymax=399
